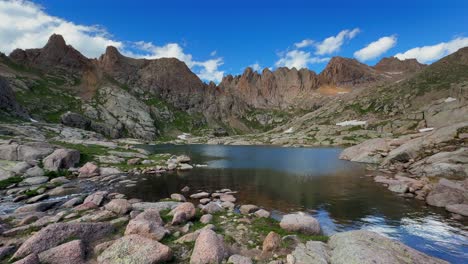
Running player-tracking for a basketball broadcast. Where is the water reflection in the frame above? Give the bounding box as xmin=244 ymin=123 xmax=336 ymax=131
xmin=120 ymin=144 xmax=467 ymax=263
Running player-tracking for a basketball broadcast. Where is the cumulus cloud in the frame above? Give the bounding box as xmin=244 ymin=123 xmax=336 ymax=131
xmin=249 ymin=62 xmax=261 ymax=72
xmin=354 ymin=35 xmax=397 ymax=61
xmin=0 ymin=0 xmax=123 ymax=58
xmin=129 ymin=41 xmax=224 ymax=83
xmin=315 ymin=28 xmax=360 ymax=55
xmin=0 ymin=0 xmax=224 ymax=82
xmin=395 ymin=37 xmax=468 ymax=63
xmin=294 ymin=39 xmax=314 ymax=48
xmin=275 ymin=50 xmax=329 ymax=69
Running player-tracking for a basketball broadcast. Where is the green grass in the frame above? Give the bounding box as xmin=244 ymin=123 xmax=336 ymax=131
xmin=0 ymin=176 xmax=22 ymax=189
xmin=50 ymin=142 xmax=110 ymax=165
xmin=251 ymin=217 xmax=329 ymax=243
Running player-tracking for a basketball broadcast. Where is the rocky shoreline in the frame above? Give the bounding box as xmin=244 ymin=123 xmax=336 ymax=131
xmin=0 ymin=121 xmax=464 ymax=263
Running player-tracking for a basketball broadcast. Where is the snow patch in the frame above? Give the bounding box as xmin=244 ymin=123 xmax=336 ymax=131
xmin=336 ymin=120 xmax=367 ymax=126
xmin=444 ymin=97 xmax=456 ymax=103
xmin=30 ymin=118 xmax=38 ymax=123
xmin=177 ymin=133 xmax=191 ymax=140
xmin=284 ymin=127 xmax=294 ymax=134
xmin=419 ymin=128 xmax=434 ymax=133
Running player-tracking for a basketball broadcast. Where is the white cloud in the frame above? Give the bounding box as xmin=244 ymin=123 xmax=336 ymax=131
xmin=210 ymin=50 xmax=217 ymax=56
xmin=130 ymin=41 xmax=224 ymax=83
xmin=294 ymin=39 xmax=314 ymax=48
xmin=315 ymin=28 xmax=360 ymax=55
xmin=275 ymin=50 xmax=329 ymax=69
xmin=0 ymin=0 xmax=123 ymax=58
xmin=0 ymin=0 xmax=224 ymax=82
xmin=395 ymin=37 xmax=468 ymax=63
xmin=249 ymin=62 xmax=261 ymax=71
xmin=354 ymin=35 xmax=397 ymax=61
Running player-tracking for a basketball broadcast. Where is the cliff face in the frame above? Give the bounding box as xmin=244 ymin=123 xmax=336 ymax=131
xmin=0 ymin=76 xmax=29 ymax=119
xmin=0 ymin=34 xmax=432 ymax=139
xmin=374 ymin=57 xmax=426 ymax=73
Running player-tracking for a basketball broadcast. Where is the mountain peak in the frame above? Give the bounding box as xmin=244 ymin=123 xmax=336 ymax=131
xmin=44 ymin=34 xmax=67 ymax=50
xmin=374 ymin=57 xmax=426 ymax=72
xmin=319 ymin=56 xmax=377 ymax=86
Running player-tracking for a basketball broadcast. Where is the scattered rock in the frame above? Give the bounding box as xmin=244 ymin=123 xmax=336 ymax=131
xmin=290 ymin=241 xmax=329 ymax=264
xmin=84 ymin=191 xmax=108 ymax=206
xmin=200 ymin=214 xmax=213 ymax=224
xmin=202 ymin=202 xmax=223 ymax=214
xmin=170 ymin=193 xmax=186 ymax=202
xmin=240 ymin=204 xmax=259 ymax=215
xmin=38 ymin=240 xmax=85 ymax=264
xmin=127 ymin=158 xmax=141 ymax=165
xmin=98 ymin=234 xmax=172 ymax=264
xmin=104 ymin=199 xmax=132 ymax=215
xmin=190 ymin=192 xmax=210 ymax=199
xmin=328 ymin=230 xmax=448 ymax=264
xmin=43 ymin=149 xmax=80 ymax=171
xmin=171 ymin=202 xmax=196 ymax=225
xmin=24 ymin=166 xmax=44 ymax=178
xmin=220 ymin=194 xmax=236 ymax=203
xmin=78 ymin=162 xmax=99 ymax=177
xmin=255 ymin=209 xmax=271 ymax=218
xmin=178 ymin=163 xmax=193 ymax=170
xmin=15 ymin=201 xmax=58 ymax=213
xmin=280 ymin=213 xmax=321 ymax=235
xmin=263 ymin=231 xmax=282 ymax=252
xmin=190 ymin=229 xmax=226 ymax=264
xmin=228 ymin=254 xmax=253 ymax=264
xmin=181 ymin=186 xmax=190 ymax=192
xmin=12 ymin=222 xmax=114 ymax=259
xmin=426 ymin=179 xmax=467 ymax=207
xmin=125 ymin=209 xmax=168 ymax=241
xmin=445 ymin=204 xmax=468 ymax=216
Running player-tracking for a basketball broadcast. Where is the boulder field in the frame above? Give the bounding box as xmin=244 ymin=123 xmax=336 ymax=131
xmin=0 ymin=131 xmax=450 ymax=263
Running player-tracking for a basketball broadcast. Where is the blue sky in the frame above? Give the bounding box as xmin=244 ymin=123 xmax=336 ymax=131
xmin=1 ymin=0 xmax=468 ymax=82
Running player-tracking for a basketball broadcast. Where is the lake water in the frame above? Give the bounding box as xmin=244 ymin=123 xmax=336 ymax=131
xmin=120 ymin=144 xmax=468 ymax=263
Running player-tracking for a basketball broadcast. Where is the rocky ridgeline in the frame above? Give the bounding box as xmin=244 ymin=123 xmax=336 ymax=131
xmin=340 ymin=121 xmax=468 ymax=218
xmin=0 ymin=131 xmax=449 ymax=263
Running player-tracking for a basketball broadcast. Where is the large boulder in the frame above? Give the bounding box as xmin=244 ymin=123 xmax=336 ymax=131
xmin=125 ymin=208 xmax=168 ymax=241
xmin=170 ymin=202 xmax=196 ymax=225
xmin=383 ymin=122 xmax=468 ymax=164
xmin=97 ymin=234 xmax=172 ymax=264
xmin=409 ymin=148 xmax=468 ymax=178
xmin=339 ymin=138 xmax=393 ymax=163
xmin=60 ymin=112 xmax=91 ymax=130
xmin=445 ymin=203 xmax=468 ymax=216
xmin=84 ymin=191 xmax=108 ymax=206
xmin=0 ymin=142 xmax=54 ymax=161
xmin=43 ymin=149 xmax=80 ymax=171
xmin=190 ymin=229 xmax=227 ymax=264
xmin=12 ymin=222 xmax=115 ymax=259
xmin=328 ymin=230 xmax=448 ymax=264
xmin=280 ymin=213 xmax=321 ymax=235
xmin=38 ymin=240 xmax=85 ymax=264
xmin=290 ymin=241 xmax=329 ymax=264
xmin=262 ymin=231 xmax=281 ymax=252
xmin=78 ymin=162 xmax=99 ymax=177
xmin=426 ymin=179 xmax=468 ymax=207
xmin=104 ymin=199 xmax=132 ymax=215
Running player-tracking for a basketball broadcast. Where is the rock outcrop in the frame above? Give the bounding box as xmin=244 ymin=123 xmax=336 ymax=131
xmin=0 ymin=76 xmax=28 ymax=118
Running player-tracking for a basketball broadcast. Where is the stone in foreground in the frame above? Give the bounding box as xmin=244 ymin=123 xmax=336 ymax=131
xmin=38 ymin=240 xmax=85 ymax=264
xmin=328 ymin=230 xmax=448 ymax=264
xmin=190 ymin=229 xmax=226 ymax=264
xmin=290 ymin=241 xmax=329 ymax=264
xmin=98 ymin=234 xmax=172 ymax=264
xmin=280 ymin=213 xmax=321 ymax=235
xmin=12 ymin=222 xmax=114 ymax=259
